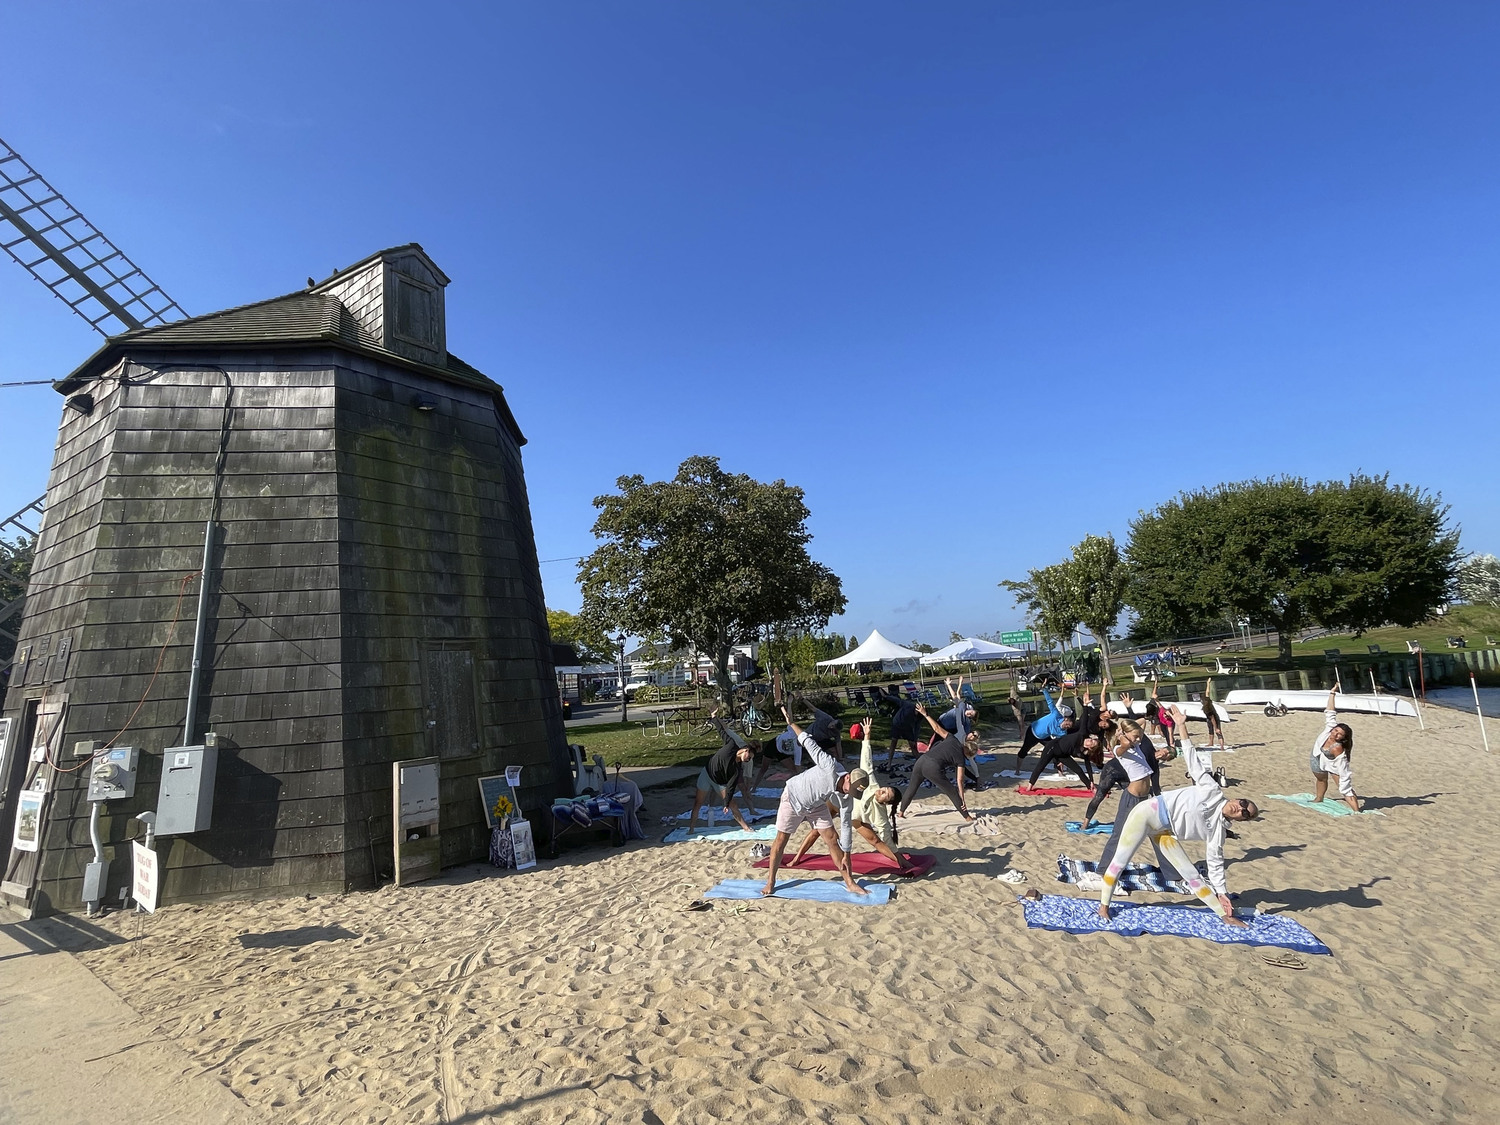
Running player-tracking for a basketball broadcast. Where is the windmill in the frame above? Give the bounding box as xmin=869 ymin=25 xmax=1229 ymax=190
xmin=0 ymin=133 xmax=187 ymax=653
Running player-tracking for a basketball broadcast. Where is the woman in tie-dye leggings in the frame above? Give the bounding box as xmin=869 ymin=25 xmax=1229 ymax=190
xmin=1098 ymin=712 xmax=1261 ymax=927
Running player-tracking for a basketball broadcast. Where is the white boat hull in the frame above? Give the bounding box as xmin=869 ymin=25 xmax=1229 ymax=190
xmin=1222 ymin=688 xmax=1417 ymax=718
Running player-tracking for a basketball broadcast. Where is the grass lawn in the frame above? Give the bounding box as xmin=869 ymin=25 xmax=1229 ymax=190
xmin=563 ymin=720 xmax=725 ymax=769
xmin=1105 ymin=605 xmax=1500 ymax=684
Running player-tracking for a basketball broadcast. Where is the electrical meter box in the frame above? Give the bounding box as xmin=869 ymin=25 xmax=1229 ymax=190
xmin=86 ymin=746 xmax=138 ymax=802
xmin=155 ymin=745 xmax=217 ymax=835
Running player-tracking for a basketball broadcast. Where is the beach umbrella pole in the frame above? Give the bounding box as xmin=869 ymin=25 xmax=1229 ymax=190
xmin=1472 ymin=673 xmax=1491 ymax=754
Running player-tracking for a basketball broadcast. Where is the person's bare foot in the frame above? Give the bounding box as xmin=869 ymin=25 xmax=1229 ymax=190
xmin=760 ymin=883 xmax=776 ymax=897
xmin=1097 ymin=904 xmax=1111 ymax=922
xmin=1221 ymin=915 xmax=1248 ymax=928
xmin=847 ymin=884 xmax=869 ymax=896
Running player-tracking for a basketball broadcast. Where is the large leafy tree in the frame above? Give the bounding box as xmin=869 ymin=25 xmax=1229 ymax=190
xmin=1000 ymin=562 xmax=1081 ymax=651
xmin=1 ymin=534 xmax=35 ymax=671
xmin=1127 ymin=475 xmax=1458 ymax=665
xmin=544 ymin=608 xmax=618 ymax=665
xmin=578 ymin=456 xmax=846 ymax=707
xmin=1457 ymin=553 xmax=1500 ymax=606
xmin=1064 ymin=534 xmax=1129 ymax=682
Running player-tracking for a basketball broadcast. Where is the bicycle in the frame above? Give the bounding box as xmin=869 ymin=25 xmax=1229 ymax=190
xmin=736 ymin=690 xmax=777 ymax=734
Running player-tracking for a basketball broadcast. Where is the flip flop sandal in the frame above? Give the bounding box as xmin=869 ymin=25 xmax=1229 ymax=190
xmin=683 ymin=900 xmax=712 ymax=912
xmin=1261 ymin=952 xmax=1307 ymax=970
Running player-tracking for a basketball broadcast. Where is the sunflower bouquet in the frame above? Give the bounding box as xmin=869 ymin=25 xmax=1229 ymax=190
xmin=491 ymin=792 xmax=515 ymax=828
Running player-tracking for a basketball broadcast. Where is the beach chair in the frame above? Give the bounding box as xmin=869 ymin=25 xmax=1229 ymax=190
xmin=1447 ymin=636 xmax=1467 ymax=649
xmin=1323 ymin=649 xmax=1341 ymax=663
xmin=901 ymin=682 xmax=920 ymax=701
xmin=1214 ymin=656 xmax=1241 ymax=675
xmin=961 ymin=683 xmax=984 ymax=704
xmin=1366 ymin=644 xmax=1382 ymax=656
xmin=1406 ymin=640 xmax=1422 ymax=654
xmin=843 ymin=687 xmax=865 ymax=707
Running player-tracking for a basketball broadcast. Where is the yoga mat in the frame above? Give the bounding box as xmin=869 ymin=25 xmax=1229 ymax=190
xmin=752 ymin=852 xmax=937 ymax=876
xmin=705 ymin=878 xmax=892 ymax=905
xmin=998 ymin=769 xmax=1075 ymax=782
xmin=1065 ymin=820 xmax=1114 ymax=835
xmin=664 ymin=825 xmax=778 ymax=843
xmin=1016 ymin=784 xmax=1094 ymax=799
xmin=1019 ymin=893 xmax=1331 ymax=954
xmin=1266 ymin=793 xmax=1384 ymax=817
xmin=664 ymin=808 xmax=773 ymax=823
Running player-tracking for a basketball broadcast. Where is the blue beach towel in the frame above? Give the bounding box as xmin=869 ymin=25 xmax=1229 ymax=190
xmin=1065 ymin=820 xmax=1114 ymax=835
xmin=704 ymin=878 xmax=891 ymax=905
xmin=664 ymin=824 xmax=778 ymax=843
xmin=1019 ymin=893 xmax=1331 ymax=954
xmin=1266 ymin=793 xmax=1384 ymax=818
xmin=754 ymin=787 xmax=784 ymax=799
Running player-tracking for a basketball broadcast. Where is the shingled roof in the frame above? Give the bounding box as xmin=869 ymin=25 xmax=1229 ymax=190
xmin=55 ymin=273 xmax=525 ymax=443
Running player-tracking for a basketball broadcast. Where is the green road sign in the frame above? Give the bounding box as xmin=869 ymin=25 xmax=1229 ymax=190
xmin=1000 ymin=630 xmax=1035 ymax=645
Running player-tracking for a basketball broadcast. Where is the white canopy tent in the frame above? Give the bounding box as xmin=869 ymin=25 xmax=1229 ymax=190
xmin=918 ymin=637 xmax=1027 ymax=666
xmin=815 ymin=629 xmax=924 ymax=671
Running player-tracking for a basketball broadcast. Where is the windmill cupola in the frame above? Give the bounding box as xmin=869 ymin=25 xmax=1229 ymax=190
xmin=313 ymin=243 xmax=450 ymax=367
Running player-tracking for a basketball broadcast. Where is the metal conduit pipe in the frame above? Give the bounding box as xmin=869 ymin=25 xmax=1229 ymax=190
xmin=182 ymin=519 xmax=215 ymax=745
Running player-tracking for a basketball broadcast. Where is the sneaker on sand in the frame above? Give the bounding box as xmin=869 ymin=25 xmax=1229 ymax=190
xmin=996 ymin=870 xmax=1027 ymax=884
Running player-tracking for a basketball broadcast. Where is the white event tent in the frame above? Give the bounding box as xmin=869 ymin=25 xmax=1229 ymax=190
xmin=918 ymin=636 xmax=1027 ymax=666
xmin=815 ymin=629 xmax=923 ymax=672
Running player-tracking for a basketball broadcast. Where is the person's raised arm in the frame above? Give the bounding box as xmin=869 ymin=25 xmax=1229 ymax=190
xmin=1169 ymin=705 xmax=1210 ymax=782
xmin=915 ymin=703 xmax=946 ymax=738
xmin=1041 ymin=686 xmax=1057 ymax=718
xmin=1326 ymin=686 xmax=1338 ymax=714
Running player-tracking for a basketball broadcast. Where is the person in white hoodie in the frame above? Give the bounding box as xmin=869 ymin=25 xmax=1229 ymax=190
xmin=1098 ymin=705 xmax=1260 ymax=927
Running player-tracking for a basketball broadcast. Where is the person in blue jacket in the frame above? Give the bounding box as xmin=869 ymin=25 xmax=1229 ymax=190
xmin=1015 ymin=686 xmax=1076 ymax=765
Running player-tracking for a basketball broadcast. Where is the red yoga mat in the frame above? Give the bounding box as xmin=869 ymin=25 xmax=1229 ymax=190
xmin=752 ymin=852 xmax=936 ymax=877
xmin=1016 ymin=784 xmax=1095 ymax=799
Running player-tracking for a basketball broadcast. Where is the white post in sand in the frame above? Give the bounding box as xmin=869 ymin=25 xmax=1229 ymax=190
xmin=1408 ymin=675 xmax=1426 ymax=731
xmin=1472 ymin=673 xmax=1491 ymax=754
xmin=1369 ymin=669 xmax=1385 ymax=718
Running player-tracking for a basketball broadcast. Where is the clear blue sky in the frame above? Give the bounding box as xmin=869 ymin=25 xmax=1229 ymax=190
xmin=3 ymin=2 xmax=1497 ymax=645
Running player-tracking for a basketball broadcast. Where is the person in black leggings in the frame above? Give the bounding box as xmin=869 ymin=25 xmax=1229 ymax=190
xmin=897 ymin=703 xmax=978 ymax=821
xmin=1025 ymin=727 xmax=1099 ymax=790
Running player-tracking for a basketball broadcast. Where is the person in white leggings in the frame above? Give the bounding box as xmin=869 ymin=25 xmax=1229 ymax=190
xmin=1099 ymin=706 xmax=1260 ymax=927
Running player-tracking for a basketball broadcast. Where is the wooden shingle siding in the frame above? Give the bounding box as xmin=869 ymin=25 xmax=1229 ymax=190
xmin=3 ymin=264 xmax=568 ymax=915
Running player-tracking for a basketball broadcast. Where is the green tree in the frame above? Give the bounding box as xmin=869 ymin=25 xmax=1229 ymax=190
xmin=1457 ymin=553 xmax=1500 ymax=606
xmin=545 ymin=608 xmax=618 ymax=665
xmin=1 ymin=534 xmax=35 ymax=670
xmin=578 ymin=456 xmax=845 ymax=708
xmin=1127 ymin=475 xmax=1458 ymax=665
xmin=1001 ymin=562 xmax=1082 ymax=651
xmin=1063 ymin=534 xmax=1129 ymax=682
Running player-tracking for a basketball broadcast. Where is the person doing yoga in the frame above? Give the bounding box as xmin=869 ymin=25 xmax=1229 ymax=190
xmin=1311 ymin=686 xmax=1359 ymax=812
xmin=790 ymin=716 xmax=912 ymax=872
xmin=1099 ymin=706 xmax=1260 ymax=926
xmin=1016 ymin=686 xmax=1075 ymax=764
xmin=686 ymin=711 xmax=760 ymax=834
xmin=897 ymin=703 xmax=979 ymax=820
xmin=1093 ymin=715 xmax=1185 ymax=881
xmin=1023 ymin=726 xmax=1099 ymax=790
xmin=761 ymin=704 xmax=870 ymax=897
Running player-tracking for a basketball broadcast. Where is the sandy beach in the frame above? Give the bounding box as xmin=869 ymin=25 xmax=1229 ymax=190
xmin=68 ymin=702 xmax=1499 ymax=1124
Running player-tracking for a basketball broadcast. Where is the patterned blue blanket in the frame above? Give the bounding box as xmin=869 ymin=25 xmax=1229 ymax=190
xmin=1056 ymin=853 xmax=1203 ymax=894
xmin=1019 ymin=893 xmax=1331 ymax=954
